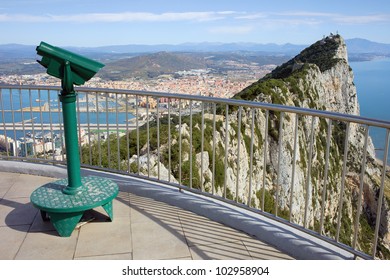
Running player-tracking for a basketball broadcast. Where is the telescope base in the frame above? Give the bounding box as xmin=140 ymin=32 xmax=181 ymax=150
xmin=30 ymin=176 xmax=118 ymax=237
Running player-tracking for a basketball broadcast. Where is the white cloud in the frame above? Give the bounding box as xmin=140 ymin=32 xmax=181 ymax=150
xmin=0 ymin=13 xmax=47 ymax=22
xmin=0 ymin=11 xmax=234 ymax=23
xmin=272 ymin=11 xmax=390 ymax=24
xmin=234 ymin=12 xmax=266 ymax=20
xmin=1 ymin=10 xmax=389 ymax=26
xmin=333 ymin=14 xmax=390 ymax=24
xmin=274 ymin=11 xmax=337 ymax=18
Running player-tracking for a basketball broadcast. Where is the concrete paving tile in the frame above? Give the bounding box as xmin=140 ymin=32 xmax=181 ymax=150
xmin=242 ymin=238 xmax=294 ymax=260
xmin=189 ymin=240 xmax=252 ymax=260
xmin=74 ymin=217 xmax=132 ymax=258
xmin=130 ymin=195 xmax=182 ymax=227
xmin=91 ymin=191 xmax=130 ymax=218
xmin=0 ymin=187 xmax=11 ymax=199
xmin=179 ymin=210 xmax=249 ymax=246
xmin=29 ymin=210 xmax=56 ymax=232
xmin=166 ymin=256 xmax=193 ymax=260
xmin=0 ymin=172 xmax=19 ymax=185
xmin=0 ymin=197 xmax=38 ymax=226
xmin=3 ymin=174 xmax=54 ymax=199
xmin=75 ymin=253 xmax=133 ymax=260
xmin=0 ymin=225 xmax=29 ymax=259
xmin=0 ymin=172 xmax=18 ymax=198
xmin=15 ymin=230 xmax=78 ymax=259
xmin=132 ymin=219 xmax=191 ymax=260
xmin=129 ymin=193 xmax=181 ymax=212
xmin=130 ymin=207 xmax=182 ymax=230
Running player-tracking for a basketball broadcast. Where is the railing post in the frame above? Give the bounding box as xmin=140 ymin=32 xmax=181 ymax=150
xmin=336 ymin=122 xmax=350 ymax=241
xmin=248 ymin=108 xmax=255 ymax=207
xmin=275 ymin=111 xmax=284 ymax=216
xmin=319 ymin=119 xmax=332 ymax=234
xmin=304 ymin=116 xmax=315 ymax=227
xmin=262 ymin=110 xmax=269 ymax=211
xmin=289 ymin=113 xmax=299 ymax=222
xmin=223 ymin=104 xmax=229 ymax=198
xmin=372 ymin=129 xmax=390 ymax=258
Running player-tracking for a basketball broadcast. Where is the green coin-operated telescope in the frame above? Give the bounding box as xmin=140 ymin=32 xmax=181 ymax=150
xmin=36 ymin=41 xmax=104 ymax=93
xmin=31 ymin=42 xmax=118 ymax=237
xmin=36 ymin=42 xmax=104 ymax=194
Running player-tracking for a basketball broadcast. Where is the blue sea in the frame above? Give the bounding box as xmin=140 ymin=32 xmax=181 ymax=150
xmin=0 ymin=90 xmax=135 ymax=140
xmin=351 ymin=58 xmax=390 ymax=161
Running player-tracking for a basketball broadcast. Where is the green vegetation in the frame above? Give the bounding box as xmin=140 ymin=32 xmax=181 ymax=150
xmin=358 ymin=214 xmax=375 ymax=255
xmin=357 ymin=211 xmax=390 ymax=259
xmin=81 ymin=112 xmax=231 ymax=192
xmin=270 ymin=34 xmax=343 ymax=79
xmin=255 ymin=189 xmax=290 ymax=220
xmin=233 ymin=35 xmax=344 ymax=113
xmin=338 ymin=204 xmax=353 ymax=247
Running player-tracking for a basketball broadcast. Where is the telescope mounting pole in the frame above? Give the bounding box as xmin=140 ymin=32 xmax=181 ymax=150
xmin=60 ymin=61 xmax=83 ymax=195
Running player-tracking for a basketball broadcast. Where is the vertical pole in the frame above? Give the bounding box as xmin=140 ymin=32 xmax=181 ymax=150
xmin=289 ymin=114 xmax=299 ymax=222
xmin=275 ymin=111 xmax=284 ymax=216
xmin=353 ymin=125 xmax=369 ymax=249
xmin=60 ymin=92 xmax=82 ymax=194
xmin=236 ymin=106 xmax=242 ymax=202
xmin=262 ymin=110 xmax=269 ymax=211
xmin=336 ymin=122 xmax=350 ymax=241
xmin=200 ymin=102 xmax=205 ymax=192
xmin=372 ymin=129 xmax=390 ymax=258
xmin=61 ymin=61 xmax=82 ymax=195
xmin=189 ymin=100 xmax=193 ymax=188
xmin=304 ymin=116 xmax=316 ymax=227
xmin=168 ymin=98 xmax=171 ymax=182
xmin=157 ymin=98 xmax=160 ymax=180
xmin=248 ymin=108 xmax=255 ymax=207
xmin=212 ymin=103 xmax=216 ymax=195
xmin=223 ymin=104 xmax=229 ymax=198
xmin=319 ymin=119 xmax=332 ymax=234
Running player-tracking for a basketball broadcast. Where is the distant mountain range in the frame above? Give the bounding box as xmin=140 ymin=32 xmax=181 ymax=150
xmin=1 ymin=38 xmax=390 ymax=58
xmin=1 ymin=38 xmax=389 ymax=76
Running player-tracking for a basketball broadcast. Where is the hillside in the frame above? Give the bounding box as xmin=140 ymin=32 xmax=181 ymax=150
xmin=96 ymin=52 xmax=207 ymax=80
xmin=97 ymin=51 xmax=291 ymax=80
xmin=82 ymin=35 xmax=390 ymax=258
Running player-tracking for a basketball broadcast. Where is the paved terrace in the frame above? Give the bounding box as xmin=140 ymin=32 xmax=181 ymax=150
xmin=0 ymin=161 xmax=356 ymax=260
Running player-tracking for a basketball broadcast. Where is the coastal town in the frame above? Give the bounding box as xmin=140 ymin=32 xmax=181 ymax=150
xmin=0 ymin=62 xmax=275 ymax=98
xmin=0 ymin=62 xmax=276 ymax=159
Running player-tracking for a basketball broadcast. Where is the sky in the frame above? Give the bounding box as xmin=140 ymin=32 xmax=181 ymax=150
xmin=0 ymin=0 xmax=390 ymax=47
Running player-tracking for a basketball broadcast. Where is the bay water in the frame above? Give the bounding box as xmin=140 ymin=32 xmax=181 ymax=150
xmin=351 ymin=58 xmax=390 ymax=161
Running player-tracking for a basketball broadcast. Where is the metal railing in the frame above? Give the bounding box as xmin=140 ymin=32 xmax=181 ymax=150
xmin=1 ymin=84 xmax=389 ymax=259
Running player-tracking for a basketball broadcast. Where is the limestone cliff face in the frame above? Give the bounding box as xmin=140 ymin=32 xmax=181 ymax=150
xmin=232 ymin=34 xmax=389 ymax=257
xmin=129 ymin=35 xmax=390 ymax=258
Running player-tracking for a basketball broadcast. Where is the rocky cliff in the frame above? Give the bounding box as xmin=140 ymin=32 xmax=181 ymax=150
xmin=232 ymin=35 xmax=390 ymax=257
xmin=95 ymin=35 xmax=390 ymax=258
xmin=233 ymin=35 xmax=390 ymax=258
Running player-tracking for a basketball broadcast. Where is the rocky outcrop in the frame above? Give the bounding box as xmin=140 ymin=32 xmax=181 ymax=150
xmin=129 ymin=35 xmax=390 ymax=258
